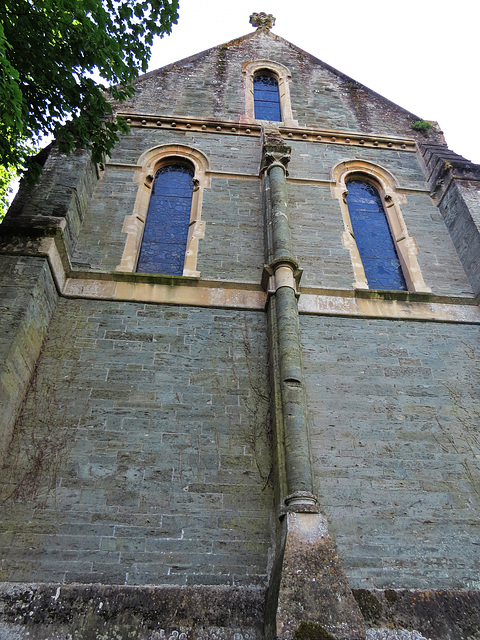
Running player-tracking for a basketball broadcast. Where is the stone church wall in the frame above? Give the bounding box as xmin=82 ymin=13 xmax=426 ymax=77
xmin=0 ymin=299 xmax=273 ymax=588
xmin=2 ymin=18 xmax=480 ymax=639
xmin=71 ymin=130 xmax=264 ymax=280
xmin=118 ymin=33 xmax=427 ymax=140
xmin=0 ymin=257 xmax=58 ymax=462
xmin=64 ymin=125 xmax=474 ymax=296
xmin=302 ymin=314 xmax=480 ymax=589
xmin=286 ymin=141 xmax=473 ymax=295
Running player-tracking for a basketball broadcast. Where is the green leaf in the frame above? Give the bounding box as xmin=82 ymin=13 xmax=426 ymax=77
xmin=0 ymin=0 xmax=179 ymax=177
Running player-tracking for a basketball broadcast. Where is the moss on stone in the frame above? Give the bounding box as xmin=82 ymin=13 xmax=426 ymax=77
xmin=352 ymin=589 xmax=383 ymax=624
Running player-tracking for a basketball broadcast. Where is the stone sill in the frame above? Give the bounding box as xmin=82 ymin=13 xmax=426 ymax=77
xmin=1 ymin=231 xmax=478 ymax=322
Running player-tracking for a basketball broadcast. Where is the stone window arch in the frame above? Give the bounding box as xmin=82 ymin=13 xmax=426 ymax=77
xmin=331 ymin=159 xmax=430 ymax=292
xmin=242 ymin=59 xmax=298 ymax=127
xmin=117 ymin=144 xmax=210 ymax=277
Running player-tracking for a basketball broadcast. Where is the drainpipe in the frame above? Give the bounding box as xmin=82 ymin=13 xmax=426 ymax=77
xmin=261 ymin=139 xmax=317 ymax=512
xmin=261 ymin=129 xmax=366 ymax=640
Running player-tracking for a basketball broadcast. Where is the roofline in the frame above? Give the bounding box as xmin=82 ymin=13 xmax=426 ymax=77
xmin=131 ymin=28 xmax=426 ymax=124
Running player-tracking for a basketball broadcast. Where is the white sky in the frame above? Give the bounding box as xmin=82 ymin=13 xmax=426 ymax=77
xmin=148 ymin=0 xmax=480 ymax=164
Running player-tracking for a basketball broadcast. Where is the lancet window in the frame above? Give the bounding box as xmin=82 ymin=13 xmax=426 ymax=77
xmin=346 ymin=179 xmax=407 ymax=290
xmin=253 ymin=73 xmax=281 ymax=121
xmin=331 ymin=159 xmax=430 ymax=293
xmin=136 ymin=163 xmax=194 ymax=275
xmin=242 ymin=60 xmax=298 ymax=127
xmin=117 ymin=145 xmax=209 ymax=278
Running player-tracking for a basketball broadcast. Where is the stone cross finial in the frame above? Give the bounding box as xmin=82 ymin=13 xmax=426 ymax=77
xmin=249 ymin=12 xmax=276 ymax=30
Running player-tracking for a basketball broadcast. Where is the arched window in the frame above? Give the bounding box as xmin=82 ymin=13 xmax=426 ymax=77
xmin=254 ymin=73 xmax=281 ymax=121
xmin=331 ymin=159 xmax=430 ymax=293
xmin=346 ymin=179 xmax=406 ymax=290
xmin=242 ymin=60 xmax=297 ymax=127
xmin=117 ymin=145 xmax=210 ymax=277
xmin=136 ymin=163 xmax=194 ymax=275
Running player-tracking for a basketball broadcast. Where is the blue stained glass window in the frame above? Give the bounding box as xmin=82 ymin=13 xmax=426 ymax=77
xmin=254 ymin=74 xmax=281 ymax=121
xmin=346 ymin=180 xmax=407 ymax=290
xmin=136 ymin=164 xmax=194 ymax=275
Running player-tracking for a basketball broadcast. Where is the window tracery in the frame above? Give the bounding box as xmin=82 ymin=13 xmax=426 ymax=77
xmin=117 ymin=144 xmax=210 ymax=277
xmin=136 ymin=164 xmax=194 ymax=275
xmin=242 ymin=59 xmax=298 ymax=127
xmin=331 ymin=160 xmax=430 ymax=292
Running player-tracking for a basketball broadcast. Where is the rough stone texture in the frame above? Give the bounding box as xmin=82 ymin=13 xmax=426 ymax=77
xmin=114 ymin=30 xmax=440 ymax=143
xmin=286 ymin=142 xmax=473 ymax=295
xmin=0 ymin=256 xmax=57 ymax=463
xmin=289 ymin=170 xmax=473 ymax=294
xmin=435 ymin=180 xmax=480 ymax=297
xmin=393 ymin=190 xmax=473 ymax=297
xmin=287 ymin=143 xmax=428 ymax=186
xmin=106 ymin=128 xmax=263 ymax=174
xmin=418 ymin=142 xmax=480 ymax=296
xmin=2 ymin=17 xmax=480 ymax=640
xmin=288 ymin=181 xmax=357 ymax=290
xmin=6 ymin=147 xmax=97 ymax=255
xmin=63 ymin=128 xmax=473 ymax=296
xmin=198 ymin=177 xmax=263 ymax=282
xmin=355 ymin=589 xmax=480 ymax=640
xmin=366 ymin=631 xmax=430 ymax=640
xmin=275 ymin=513 xmax=365 ymax=640
xmin=70 ymin=131 xmax=264 ymax=279
xmin=301 ymin=314 xmax=480 ymax=589
xmin=0 ymin=300 xmax=273 ymax=588
xmin=0 ymin=583 xmax=264 ymax=640
xmin=70 ymin=164 xmax=139 ymax=271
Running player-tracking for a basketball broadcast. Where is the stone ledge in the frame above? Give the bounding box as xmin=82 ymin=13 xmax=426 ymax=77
xmin=116 ymin=112 xmax=417 ymax=152
xmin=299 ymin=292 xmax=480 ymax=324
xmin=64 ymin=277 xmax=267 ymax=310
xmin=0 ymin=583 xmax=265 ymax=640
xmin=354 ymin=588 xmax=480 ymax=640
xmin=1 ymin=234 xmax=478 ymax=322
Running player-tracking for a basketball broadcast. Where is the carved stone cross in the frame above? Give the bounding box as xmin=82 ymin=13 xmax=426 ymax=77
xmin=249 ymin=12 xmax=276 ymax=30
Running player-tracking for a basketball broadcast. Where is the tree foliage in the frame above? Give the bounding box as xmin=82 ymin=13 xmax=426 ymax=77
xmin=0 ymin=0 xmax=179 ymax=181
xmin=0 ymin=165 xmax=17 ymax=220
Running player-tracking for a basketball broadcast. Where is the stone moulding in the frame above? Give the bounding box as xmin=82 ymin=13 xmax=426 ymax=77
xmin=115 ymin=112 xmax=417 ymax=152
xmin=298 ymin=291 xmax=480 ymax=323
xmin=242 ymin=59 xmax=298 ymax=128
xmin=116 ymin=144 xmax=211 ymax=277
xmin=331 ymin=158 xmax=431 ymax=293
xmin=1 ymin=227 xmax=479 ymax=323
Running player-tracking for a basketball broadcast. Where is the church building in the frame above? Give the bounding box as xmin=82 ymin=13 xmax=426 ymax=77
xmin=1 ymin=12 xmax=480 ymax=640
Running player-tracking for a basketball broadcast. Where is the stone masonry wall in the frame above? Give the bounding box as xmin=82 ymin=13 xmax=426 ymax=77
xmin=117 ymin=31 xmax=436 ymax=142
xmin=7 ymin=148 xmax=97 ymax=255
xmin=437 ymin=180 xmax=480 ymax=296
xmin=2 ymin=20 xmax=480 ymax=640
xmin=0 ymin=256 xmax=57 ymax=462
xmin=0 ymin=299 xmax=273 ymax=588
xmin=105 ymin=128 xmax=262 ymax=172
xmin=71 ymin=129 xmax=264 ymax=281
xmin=301 ymin=314 xmax=480 ymax=590
xmin=67 ymin=124 xmax=473 ymax=297
xmin=287 ymin=142 xmax=473 ymax=296
xmin=198 ymin=177 xmax=263 ymax=282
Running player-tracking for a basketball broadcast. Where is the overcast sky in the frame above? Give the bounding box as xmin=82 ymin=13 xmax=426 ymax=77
xmin=148 ymin=0 xmax=480 ymax=164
